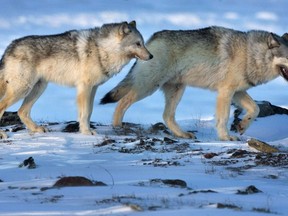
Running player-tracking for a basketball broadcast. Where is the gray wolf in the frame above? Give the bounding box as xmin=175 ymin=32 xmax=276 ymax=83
xmin=101 ymin=26 xmax=288 ymax=141
xmin=0 ymin=21 xmax=153 ymax=138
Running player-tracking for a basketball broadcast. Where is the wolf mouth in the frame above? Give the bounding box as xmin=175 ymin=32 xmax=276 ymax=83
xmin=280 ymin=65 xmax=288 ymax=81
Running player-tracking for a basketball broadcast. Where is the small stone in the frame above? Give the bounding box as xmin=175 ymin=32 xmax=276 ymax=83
xmin=53 ymin=176 xmax=107 ymax=187
xmin=248 ymin=139 xmax=279 ymax=153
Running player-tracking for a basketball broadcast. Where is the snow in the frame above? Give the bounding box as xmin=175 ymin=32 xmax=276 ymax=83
xmin=1 ymin=0 xmax=288 ymax=215
xmin=1 ymin=118 xmax=288 ymax=215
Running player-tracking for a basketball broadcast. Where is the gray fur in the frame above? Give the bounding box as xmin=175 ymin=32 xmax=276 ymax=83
xmin=101 ymin=26 xmax=288 ymax=141
xmin=0 ymin=21 xmax=153 ymax=138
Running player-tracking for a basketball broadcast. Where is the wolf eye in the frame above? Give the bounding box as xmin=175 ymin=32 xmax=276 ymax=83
xmin=136 ymin=42 xmax=141 ymax=47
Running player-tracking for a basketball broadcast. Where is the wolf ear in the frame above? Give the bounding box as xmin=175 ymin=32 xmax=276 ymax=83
xmin=119 ymin=22 xmax=131 ymax=36
xmin=282 ymin=33 xmax=288 ymax=41
xmin=129 ymin=21 xmax=136 ymax=28
xmin=268 ymin=33 xmax=281 ymax=49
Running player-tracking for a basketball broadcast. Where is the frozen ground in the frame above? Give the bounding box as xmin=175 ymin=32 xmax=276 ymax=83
xmin=0 ymin=116 xmax=288 ymax=216
xmin=1 ymin=0 xmax=288 ymax=215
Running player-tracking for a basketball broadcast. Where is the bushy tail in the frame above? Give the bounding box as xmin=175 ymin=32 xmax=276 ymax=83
xmin=100 ymin=63 xmax=135 ymax=104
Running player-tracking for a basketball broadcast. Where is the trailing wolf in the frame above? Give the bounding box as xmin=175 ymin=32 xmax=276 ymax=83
xmin=0 ymin=21 xmax=153 ymax=138
xmin=101 ymin=26 xmax=288 ymax=141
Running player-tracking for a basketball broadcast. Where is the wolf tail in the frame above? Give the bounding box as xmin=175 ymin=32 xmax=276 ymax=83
xmin=100 ymin=63 xmax=135 ymax=104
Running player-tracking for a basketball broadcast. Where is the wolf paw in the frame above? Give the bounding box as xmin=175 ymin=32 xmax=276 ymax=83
xmin=81 ymin=129 xmax=97 ymax=135
xmin=229 ymin=136 xmax=240 ymax=141
xmin=220 ymin=135 xmax=240 ymax=141
xmin=236 ymin=123 xmax=246 ymax=135
xmin=33 ymin=126 xmax=49 ymax=133
xmin=177 ymin=131 xmax=196 ymax=139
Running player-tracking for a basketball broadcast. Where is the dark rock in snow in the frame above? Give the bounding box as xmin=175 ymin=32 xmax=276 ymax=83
xmin=231 ymin=100 xmax=288 ymax=132
xmin=0 ymin=111 xmax=22 ymax=126
xmin=19 ymin=157 xmax=36 ymax=169
xmin=62 ymin=121 xmax=96 ymax=133
xmin=234 ymin=100 xmax=288 ymax=118
xmin=53 ymin=176 xmax=107 ymax=187
xmin=236 ymin=185 xmax=262 ymax=195
xmin=150 ymin=178 xmax=187 ymax=188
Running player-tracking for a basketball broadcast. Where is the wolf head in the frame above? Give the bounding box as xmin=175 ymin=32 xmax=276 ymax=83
xmin=99 ymin=21 xmax=153 ymax=61
xmin=268 ymin=33 xmax=288 ymax=81
xmin=118 ymin=21 xmax=153 ymax=61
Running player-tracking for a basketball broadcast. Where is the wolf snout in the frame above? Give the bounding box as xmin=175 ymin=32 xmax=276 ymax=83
xmin=149 ymin=53 xmax=154 ymax=59
xmin=143 ymin=52 xmax=153 ymax=61
xmin=136 ymin=52 xmax=153 ymax=61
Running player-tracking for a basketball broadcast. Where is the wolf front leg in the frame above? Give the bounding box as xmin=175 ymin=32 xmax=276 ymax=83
xmin=216 ymin=88 xmax=238 ymax=141
xmin=162 ymin=83 xmax=195 ymax=139
xmin=77 ymin=84 xmax=97 ymax=135
xmin=232 ymin=91 xmax=259 ymax=134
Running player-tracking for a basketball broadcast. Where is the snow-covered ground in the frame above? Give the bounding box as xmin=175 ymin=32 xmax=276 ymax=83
xmin=1 ymin=0 xmax=288 ymax=215
xmin=1 ymin=117 xmax=288 ymax=216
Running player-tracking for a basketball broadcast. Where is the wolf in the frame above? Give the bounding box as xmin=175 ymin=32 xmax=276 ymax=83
xmin=101 ymin=26 xmax=288 ymax=141
xmin=0 ymin=21 xmax=153 ymax=138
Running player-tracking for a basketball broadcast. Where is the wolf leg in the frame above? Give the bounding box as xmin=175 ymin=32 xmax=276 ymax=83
xmin=0 ymin=84 xmax=32 ymax=138
xmin=0 ymin=108 xmax=8 ymax=139
xmin=113 ymin=90 xmax=137 ymax=127
xmin=232 ymin=91 xmax=259 ymax=134
xmin=162 ymin=83 xmax=195 ymax=139
xmin=88 ymin=86 xmax=97 ymax=121
xmin=77 ymin=84 xmax=96 ymax=135
xmin=18 ymin=80 xmax=48 ymax=133
xmin=216 ymin=88 xmax=238 ymax=141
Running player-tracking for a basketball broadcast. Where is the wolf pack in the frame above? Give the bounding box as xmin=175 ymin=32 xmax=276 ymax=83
xmin=1 ymin=20 xmax=288 ymax=141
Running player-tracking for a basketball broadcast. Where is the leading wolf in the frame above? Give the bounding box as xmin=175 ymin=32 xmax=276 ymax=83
xmin=0 ymin=21 xmax=153 ymax=138
xmin=101 ymin=26 xmax=288 ymax=141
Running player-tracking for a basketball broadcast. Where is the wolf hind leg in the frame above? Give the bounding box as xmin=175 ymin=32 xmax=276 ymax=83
xmin=18 ymin=80 xmax=48 ymax=133
xmin=0 ymin=83 xmax=32 ymax=138
xmin=113 ymin=90 xmax=138 ymax=127
xmin=232 ymin=91 xmax=259 ymax=134
xmin=162 ymin=83 xmax=195 ymax=139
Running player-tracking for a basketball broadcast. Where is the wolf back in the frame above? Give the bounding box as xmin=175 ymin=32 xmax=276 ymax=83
xmin=101 ymin=26 xmax=288 ymax=141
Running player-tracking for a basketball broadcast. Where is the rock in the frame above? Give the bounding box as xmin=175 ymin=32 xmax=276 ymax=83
xmin=19 ymin=157 xmax=36 ymax=169
xmin=149 ymin=122 xmax=171 ymax=135
xmin=53 ymin=176 xmax=107 ymax=187
xmin=236 ymin=185 xmax=262 ymax=195
xmin=62 ymin=121 xmax=96 ymax=133
xmin=255 ymin=153 xmax=288 ymax=166
xmin=96 ymin=139 xmax=116 ymax=147
xmin=231 ymin=101 xmax=288 ymax=132
xmin=0 ymin=111 xmax=22 ymax=126
xmin=150 ymin=178 xmax=187 ymax=188
xmin=151 ymin=122 xmax=167 ymax=131
xmin=163 ymin=137 xmax=177 ymax=144
xmin=234 ymin=100 xmax=288 ymax=118
xmin=203 ymin=152 xmax=218 ymax=159
xmin=230 ymin=149 xmax=249 ymax=158
xmin=248 ymin=138 xmax=279 ymax=153
xmin=216 ymin=203 xmax=242 ymax=210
